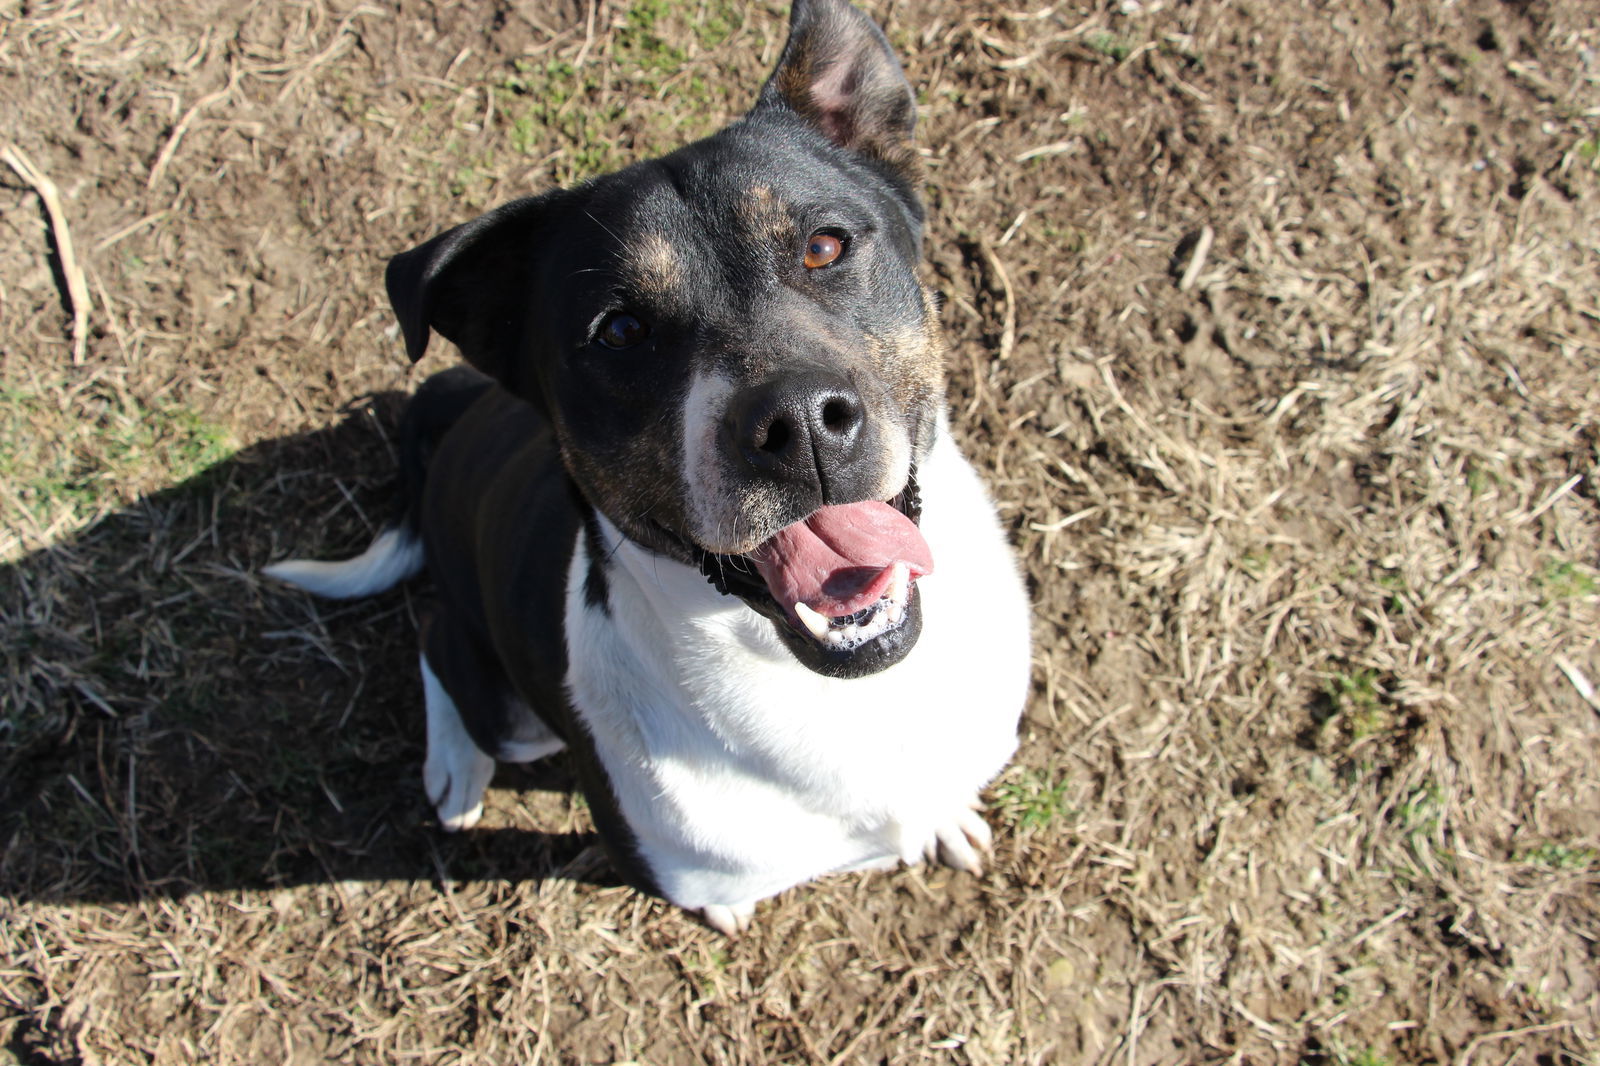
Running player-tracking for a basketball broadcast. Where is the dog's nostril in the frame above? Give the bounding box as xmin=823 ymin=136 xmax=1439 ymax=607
xmin=821 ymin=398 xmax=854 ymax=434
xmin=758 ymin=418 xmax=792 ymax=454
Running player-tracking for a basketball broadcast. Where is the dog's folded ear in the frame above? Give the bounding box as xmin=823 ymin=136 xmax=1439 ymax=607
xmin=757 ymin=0 xmax=918 ymax=172
xmin=385 ymin=194 xmax=558 ymax=390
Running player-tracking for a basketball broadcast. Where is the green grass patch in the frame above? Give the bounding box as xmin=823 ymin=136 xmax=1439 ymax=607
xmin=1373 ymin=568 xmax=1409 ymax=615
xmin=1575 ymin=136 xmax=1599 ymax=172
xmin=1395 ymin=781 xmax=1444 ymax=838
xmin=1036 ymin=220 xmax=1089 ymax=254
xmin=1464 ymin=463 xmax=1498 ymax=496
xmin=1390 ymin=780 xmax=1452 ymax=880
xmin=1537 ymin=559 xmax=1597 ymax=601
xmin=993 ymin=768 xmax=1072 ymax=832
xmin=489 ymin=0 xmax=748 ymax=184
xmin=1323 ymin=667 xmax=1391 ymax=739
xmin=0 ymin=385 xmax=236 ymax=555
xmin=685 ymin=942 xmax=731 ymax=997
xmin=1086 ymin=32 xmax=1134 ymax=63
xmin=1520 ymin=842 xmax=1596 ymax=871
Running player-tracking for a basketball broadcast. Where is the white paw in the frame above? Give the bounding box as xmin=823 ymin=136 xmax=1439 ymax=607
xmin=420 ymin=654 xmax=495 ymax=833
xmin=423 ymin=747 xmax=493 ymax=832
xmin=923 ymin=803 xmax=993 ymax=875
xmin=699 ymin=900 xmax=757 ymax=936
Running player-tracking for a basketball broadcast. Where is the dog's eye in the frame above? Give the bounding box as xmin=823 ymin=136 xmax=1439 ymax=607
xmin=596 ymin=312 xmax=649 ymax=350
xmin=803 ymin=232 xmax=845 ymax=269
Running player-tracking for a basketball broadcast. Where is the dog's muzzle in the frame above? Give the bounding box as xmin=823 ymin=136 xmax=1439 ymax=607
xmin=697 ymin=470 xmax=926 ymax=679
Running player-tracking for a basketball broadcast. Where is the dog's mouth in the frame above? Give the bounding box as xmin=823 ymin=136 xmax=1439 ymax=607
xmin=694 ymin=473 xmax=928 ymax=678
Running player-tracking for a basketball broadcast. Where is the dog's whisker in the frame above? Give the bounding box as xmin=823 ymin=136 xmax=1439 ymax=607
xmin=583 ymin=209 xmax=625 ymax=246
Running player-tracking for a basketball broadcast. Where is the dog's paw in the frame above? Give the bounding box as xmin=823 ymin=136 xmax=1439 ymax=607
xmin=423 ymin=745 xmax=494 ymax=832
xmin=922 ymin=803 xmax=993 ymax=876
xmin=699 ymin=901 xmax=756 ymax=937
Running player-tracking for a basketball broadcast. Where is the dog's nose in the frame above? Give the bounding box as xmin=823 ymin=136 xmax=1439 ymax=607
xmin=725 ymin=374 xmax=867 ymax=497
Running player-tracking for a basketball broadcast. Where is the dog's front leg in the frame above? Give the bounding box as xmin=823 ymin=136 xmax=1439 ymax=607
xmin=419 ymin=654 xmax=495 ymax=832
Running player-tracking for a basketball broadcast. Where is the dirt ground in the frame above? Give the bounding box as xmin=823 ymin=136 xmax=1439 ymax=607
xmin=2 ymin=0 xmax=1598 ymax=1062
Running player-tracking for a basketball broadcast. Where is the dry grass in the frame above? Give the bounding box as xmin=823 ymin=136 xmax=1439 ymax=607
xmin=2 ymin=0 xmax=1597 ymax=1063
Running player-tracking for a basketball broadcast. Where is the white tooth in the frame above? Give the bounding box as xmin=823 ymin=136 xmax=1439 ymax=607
xmin=794 ymin=601 xmax=832 ymax=640
xmin=887 ymin=562 xmax=910 ymax=606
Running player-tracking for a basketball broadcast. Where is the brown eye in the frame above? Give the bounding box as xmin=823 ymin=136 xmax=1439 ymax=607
xmin=597 ymin=312 xmax=649 ymax=350
xmin=803 ymin=232 xmax=844 ymax=269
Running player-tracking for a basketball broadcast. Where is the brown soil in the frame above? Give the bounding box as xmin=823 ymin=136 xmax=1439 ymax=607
xmin=2 ymin=0 xmax=1597 ymax=1063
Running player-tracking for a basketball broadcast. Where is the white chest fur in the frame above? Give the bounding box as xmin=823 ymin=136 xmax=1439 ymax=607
xmin=563 ymin=424 xmax=1031 ymax=911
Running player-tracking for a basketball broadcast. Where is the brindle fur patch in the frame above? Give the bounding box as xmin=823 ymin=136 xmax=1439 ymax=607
xmin=737 ymin=185 xmax=797 ymax=247
xmin=622 ymin=232 xmax=684 ymax=297
xmin=867 ymin=288 xmax=946 ymax=411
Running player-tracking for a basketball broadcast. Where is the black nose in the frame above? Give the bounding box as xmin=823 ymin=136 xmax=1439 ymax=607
xmin=725 ymin=373 xmax=867 ymax=498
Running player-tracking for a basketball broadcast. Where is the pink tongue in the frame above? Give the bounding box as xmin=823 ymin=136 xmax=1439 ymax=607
xmin=750 ymin=501 xmax=933 ymax=619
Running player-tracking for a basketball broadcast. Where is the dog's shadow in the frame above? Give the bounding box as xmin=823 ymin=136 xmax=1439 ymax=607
xmin=1 ymin=395 xmax=609 ymax=906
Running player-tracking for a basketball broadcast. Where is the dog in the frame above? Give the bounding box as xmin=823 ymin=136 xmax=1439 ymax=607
xmin=264 ymin=0 xmax=1031 ymax=934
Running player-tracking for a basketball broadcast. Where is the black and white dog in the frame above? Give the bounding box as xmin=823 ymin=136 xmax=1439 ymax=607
xmin=266 ymin=0 xmax=1030 ymax=934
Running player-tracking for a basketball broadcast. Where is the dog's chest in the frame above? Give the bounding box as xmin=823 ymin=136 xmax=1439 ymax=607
xmin=557 ymin=431 xmax=1029 ymax=908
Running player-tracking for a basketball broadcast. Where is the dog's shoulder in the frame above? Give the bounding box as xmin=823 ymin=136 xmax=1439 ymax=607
xmin=418 ymin=383 xmax=584 ymax=677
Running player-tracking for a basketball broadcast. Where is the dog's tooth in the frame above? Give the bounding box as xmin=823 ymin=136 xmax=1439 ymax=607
xmin=794 ymin=601 xmax=832 ymax=641
xmin=887 ymin=562 xmax=911 ymax=606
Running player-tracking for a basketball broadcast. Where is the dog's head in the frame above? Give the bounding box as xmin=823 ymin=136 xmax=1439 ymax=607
xmin=387 ymin=0 xmax=947 ymax=678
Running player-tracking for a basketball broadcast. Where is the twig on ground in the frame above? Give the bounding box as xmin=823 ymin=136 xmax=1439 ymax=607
xmin=1455 ymin=1020 xmax=1573 ymax=1066
xmin=147 ymin=69 xmax=240 ymax=190
xmin=1554 ymin=656 xmax=1600 ymax=715
xmin=1517 ymin=473 xmax=1583 ymax=525
xmin=1179 ymin=224 xmax=1215 ymax=292
xmin=976 ymin=239 xmax=1016 ymax=362
xmin=4 ymin=142 xmax=90 ymax=365
xmin=573 ymin=0 xmax=601 ymax=68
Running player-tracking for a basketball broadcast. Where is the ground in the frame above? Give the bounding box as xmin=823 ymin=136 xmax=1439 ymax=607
xmin=2 ymin=0 xmax=1598 ymax=1063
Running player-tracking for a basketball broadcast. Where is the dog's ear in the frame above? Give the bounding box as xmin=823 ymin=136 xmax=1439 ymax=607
xmin=385 ymin=194 xmax=557 ymax=389
xmin=756 ymin=0 xmax=917 ymax=170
